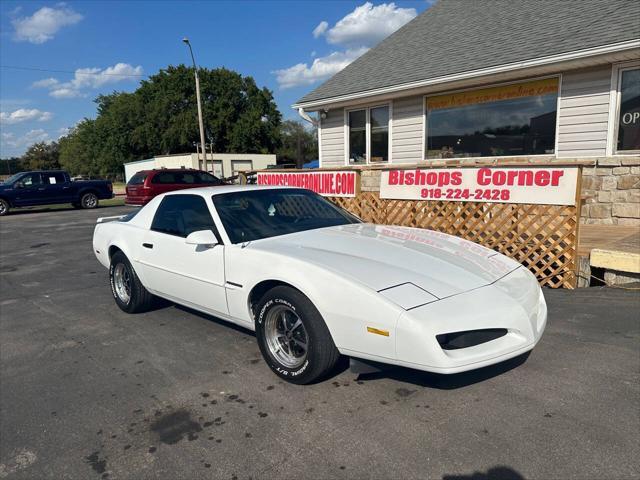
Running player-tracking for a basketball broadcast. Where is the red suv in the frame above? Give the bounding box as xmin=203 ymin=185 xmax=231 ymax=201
xmin=125 ymin=168 xmax=224 ymax=206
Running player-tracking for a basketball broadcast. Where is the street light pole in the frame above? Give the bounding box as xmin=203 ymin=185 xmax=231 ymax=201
xmin=183 ymin=37 xmax=207 ymax=168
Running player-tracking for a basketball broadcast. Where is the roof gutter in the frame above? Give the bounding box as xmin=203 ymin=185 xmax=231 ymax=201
xmin=297 ymin=107 xmax=319 ymax=127
xmin=292 ymin=39 xmax=640 ymax=110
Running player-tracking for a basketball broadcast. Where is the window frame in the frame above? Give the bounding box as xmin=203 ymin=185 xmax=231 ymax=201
xmin=422 ymin=75 xmax=561 ymax=161
xmin=607 ymin=60 xmax=640 ymax=156
xmin=344 ymin=102 xmax=392 ymax=165
xmin=150 ymin=194 xmax=221 ymax=241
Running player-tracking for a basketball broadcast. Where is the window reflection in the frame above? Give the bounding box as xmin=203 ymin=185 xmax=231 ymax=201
xmin=617 ymin=68 xmax=640 ymax=152
xmin=426 ymin=85 xmax=558 ymax=159
xmin=349 ymin=110 xmax=366 ymax=164
xmin=370 ymin=106 xmax=389 ymax=162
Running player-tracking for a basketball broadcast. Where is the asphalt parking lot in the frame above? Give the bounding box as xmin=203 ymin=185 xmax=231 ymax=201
xmin=1 ymin=206 xmax=638 ymax=480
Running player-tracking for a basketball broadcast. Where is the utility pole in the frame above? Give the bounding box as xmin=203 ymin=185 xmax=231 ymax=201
xmin=183 ymin=37 xmax=207 ymax=167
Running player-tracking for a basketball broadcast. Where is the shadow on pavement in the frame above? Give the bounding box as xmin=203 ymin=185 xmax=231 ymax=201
xmin=3 ymin=204 xmax=130 ymax=216
xmin=443 ymin=466 xmax=526 ymax=480
xmin=356 ymin=352 xmax=531 ymax=389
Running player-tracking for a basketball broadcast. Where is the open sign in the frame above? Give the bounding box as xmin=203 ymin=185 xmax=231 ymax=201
xmin=621 ymin=111 xmax=640 ymax=125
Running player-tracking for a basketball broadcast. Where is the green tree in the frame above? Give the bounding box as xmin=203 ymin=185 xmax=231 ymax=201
xmin=21 ymin=142 xmax=60 ymax=170
xmin=276 ymin=120 xmax=318 ymax=167
xmin=59 ymin=65 xmax=282 ymax=176
xmin=58 ymin=120 xmax=103 ymax=175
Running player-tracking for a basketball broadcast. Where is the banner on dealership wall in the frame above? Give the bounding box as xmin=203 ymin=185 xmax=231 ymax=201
xmin=380 ymin=167 xmax=580 ymax=205
xmin=256 ymin=170 xmax=358 ymax=198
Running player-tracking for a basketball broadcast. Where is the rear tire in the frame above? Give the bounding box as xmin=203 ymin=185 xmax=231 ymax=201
xmin=109 ymin=251 xmax=154 ymax=313
xmin=255 ymin=286 xmax=340 ymax=384
xmin=80 ymin=192 xmax=98 ymax=209
xmin=0 ymin=199 xmax=9 ymax=216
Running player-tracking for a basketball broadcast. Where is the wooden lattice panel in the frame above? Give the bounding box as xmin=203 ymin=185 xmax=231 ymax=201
xmin=328 ymin=193 xmax=578 ymax=288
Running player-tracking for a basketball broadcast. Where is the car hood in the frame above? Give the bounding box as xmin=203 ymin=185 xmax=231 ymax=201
xmin=250 ymin=224 xmax=522 ymax=299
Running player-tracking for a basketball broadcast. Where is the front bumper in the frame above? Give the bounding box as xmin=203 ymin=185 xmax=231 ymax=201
xmin=395 ymin=267 xmax=547 ymax=374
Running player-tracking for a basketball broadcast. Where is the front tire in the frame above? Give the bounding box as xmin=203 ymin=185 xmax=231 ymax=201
xmin=0 ymin=199 xmax=9 ymax=216
xmin=109 ymin=251 xmax=154 ymax=313
xmin=80 ymin=192 xmax=98 ymax=209
xmin=255 ymin=286 xmax=340 ymax=384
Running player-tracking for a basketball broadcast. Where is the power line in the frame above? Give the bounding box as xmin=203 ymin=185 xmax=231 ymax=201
xmin=0 ymin=65 xmax=146 ymax=77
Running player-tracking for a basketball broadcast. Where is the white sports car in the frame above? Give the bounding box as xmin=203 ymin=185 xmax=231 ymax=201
xmin=93 ymin=186 xmax=546 ymax=384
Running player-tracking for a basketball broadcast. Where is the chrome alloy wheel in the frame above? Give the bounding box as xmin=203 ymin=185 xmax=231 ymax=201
xmin=113 ymin=263 xmax=132 ymax=304
xmin=264 ymin=305 xmax=309 ymax=369
xmin=82 ymin=193 xmax=98 ymax=208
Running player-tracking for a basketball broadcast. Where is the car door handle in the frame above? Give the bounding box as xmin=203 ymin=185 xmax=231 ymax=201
xmin=38 ymin=187 xmax=46 ymax=191
xmin=142 ymin=243 xmax=153 ymax=249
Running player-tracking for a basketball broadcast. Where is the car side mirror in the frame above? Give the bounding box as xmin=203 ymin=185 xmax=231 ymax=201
xmin=185 ymin=229 xmax=218 ymax=247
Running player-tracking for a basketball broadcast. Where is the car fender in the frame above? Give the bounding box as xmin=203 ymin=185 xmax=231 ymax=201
xmin=225 ymin=245 xmax=404 ymax=360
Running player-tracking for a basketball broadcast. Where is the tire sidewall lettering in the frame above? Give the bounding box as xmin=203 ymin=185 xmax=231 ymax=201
xmin=258 ymin=296 xmax=308 ymax=379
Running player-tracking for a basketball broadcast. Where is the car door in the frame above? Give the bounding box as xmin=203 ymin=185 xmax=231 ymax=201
xmin=40 ymin=172 xmax=73 ymax=203
xmin=12 ymin=173 xmax=46 ymax=206
xmin=136 ymin=194 xmax=228 ymax=316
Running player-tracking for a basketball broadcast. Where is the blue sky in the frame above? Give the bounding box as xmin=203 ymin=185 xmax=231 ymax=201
xmin=0 ymin=1 xmax=429 ymax=157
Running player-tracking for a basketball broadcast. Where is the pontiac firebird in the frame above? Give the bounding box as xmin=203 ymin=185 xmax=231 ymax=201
xmin=93 ymin=185 xmax=547 ymax=384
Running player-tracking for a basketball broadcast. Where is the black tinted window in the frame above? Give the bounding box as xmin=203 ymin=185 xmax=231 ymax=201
xmin=129 ymin=172 xmax=148 ymax=185
xmin=152 ymin=171 xmax=180 ymax=184
xmin=196 ymin=172 xmax=223 ymax=184
xmin=151 ymin=195 xmax=217 ymax=238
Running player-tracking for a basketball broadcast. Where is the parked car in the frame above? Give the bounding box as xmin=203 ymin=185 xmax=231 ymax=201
xmin=93 ymin=186 xmax=547 ymax=384
xmin=0 ymin=170 xmax=113 ymax=216
xmin=125 ymin=168 xmax=224 ymax=206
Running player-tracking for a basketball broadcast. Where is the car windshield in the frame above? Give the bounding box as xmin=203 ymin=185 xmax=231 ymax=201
xmin=2 ymin=173 xmax=24 ymax=185
xmin=212 ymin=188 xmax=360 ymax=243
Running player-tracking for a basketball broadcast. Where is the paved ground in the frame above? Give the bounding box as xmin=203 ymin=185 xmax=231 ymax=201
xmin=1 ymin=206 xmax=638 ymax=480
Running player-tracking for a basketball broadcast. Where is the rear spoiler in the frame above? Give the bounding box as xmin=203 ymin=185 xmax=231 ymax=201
xmin=96 ymin=215 xmax=124 ymax=224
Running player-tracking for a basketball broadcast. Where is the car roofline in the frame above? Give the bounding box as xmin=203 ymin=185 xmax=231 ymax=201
xmin=162 ymin=185 xmax=301 ymax=197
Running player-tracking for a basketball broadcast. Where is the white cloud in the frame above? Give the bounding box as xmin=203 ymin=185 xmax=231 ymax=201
xmin=31 ymin=78 xmax=60 ymax=89
xmin=12 ymin=5 xmax=83 ymax=44
xmin=274 ymin=2 xmax=417 ymax=89
xmin=33 ymin=63 xmax=144 ymax=99
xmin=313 ymin=21 xmax=328 ymax=38
xmin=49 ymin=87 xmax=85 ymax=99
xmin=0 ymin=108 xmax=53 ymax=125
xmin=322 ymin=2 xmax=417 ymax=47
xmin=1 ymin=129 xmax=50 ymax=149
xmin=273 ymin=47 xmax=368 ymax=89
xmin=57 ymin=126 xmax=71 ymax=138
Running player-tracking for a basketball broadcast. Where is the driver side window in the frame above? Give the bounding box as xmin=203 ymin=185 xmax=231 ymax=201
xmin=20 ymin=173 xmax=42 ymax=187
xmin=151 ymin=195 xmax=219 ymax=239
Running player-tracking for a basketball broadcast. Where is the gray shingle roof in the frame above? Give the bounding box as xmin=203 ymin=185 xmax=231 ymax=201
xmin=296 ymin=0 xmax=640 ymax=106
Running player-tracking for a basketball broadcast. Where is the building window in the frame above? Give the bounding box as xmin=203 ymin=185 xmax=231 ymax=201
xmin=616 ymin=67 xmax=640 ymax=152
xmin=348 ymin=105 xmax=390 ymax=164
xmin=348 ymin=110 xmax=367 ymax=164
xmin=370 ymin=106 xmax=389 ymax=162
xmin=425 ymin=78 xmax=559 ymax=159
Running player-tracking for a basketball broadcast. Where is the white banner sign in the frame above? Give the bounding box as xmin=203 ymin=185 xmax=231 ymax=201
xmin=257 ymin=171 xmax=357 ymax=197
xmin=380 ymin=167 xmax=579 ymax=205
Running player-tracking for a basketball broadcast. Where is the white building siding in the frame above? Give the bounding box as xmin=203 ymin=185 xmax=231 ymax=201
xmin=391 ymin=96 xmax=423 ymax=163
xmin=320 ymin=109 xmax=346 ymax=167
xmin=557 ymin=66 xmax=612 ymax=158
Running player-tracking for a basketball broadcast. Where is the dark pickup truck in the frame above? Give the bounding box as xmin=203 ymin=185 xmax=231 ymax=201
xmin=0 ymin=170 xmax=113 ymax=216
